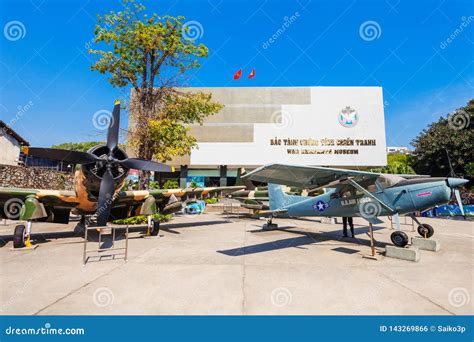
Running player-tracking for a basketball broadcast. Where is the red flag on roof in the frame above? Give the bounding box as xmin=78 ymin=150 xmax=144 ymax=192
xmin=248 ymin=69 xmax=255 ymax=79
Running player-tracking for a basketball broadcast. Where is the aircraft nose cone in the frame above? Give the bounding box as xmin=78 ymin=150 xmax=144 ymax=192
xmin=447 ymin=178 xmax=469 ymax=188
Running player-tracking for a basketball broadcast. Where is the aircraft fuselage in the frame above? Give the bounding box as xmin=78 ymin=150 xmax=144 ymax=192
xmin=281 ymin=179 xmax=452 ymax=218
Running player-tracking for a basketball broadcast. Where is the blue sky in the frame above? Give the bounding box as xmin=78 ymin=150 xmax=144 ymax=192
xmin=0 ymin=0 xmax=472 ymax=148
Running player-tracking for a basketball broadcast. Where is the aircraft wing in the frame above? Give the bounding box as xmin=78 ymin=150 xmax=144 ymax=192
xmin=149 ymin=185 xmax=245 ymax=198
xmin=0 ymin=187 xmax=43 ymax=204
xmin=242 ymin=164 xmax=379 ymax=188
xmin=113 ymin=185 xmax=246 ymax=216
xmin=116 ymin=186 xmax=246 ymax=204
xmin=0 ymin=187 xmax=79 ymax=220
xmin=0 ymin=187 xmax=79 ymax=207
xmin=189 ymin=185 xmax=246 ymax=196
xmin=250 ymin=208 xmax=288 ymax=218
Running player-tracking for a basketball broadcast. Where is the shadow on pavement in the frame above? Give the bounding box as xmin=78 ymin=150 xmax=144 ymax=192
xmin=217 ymin=225 xmax=388 ymax=256
xmin=0 ymin=219 xmax=229 ymax=247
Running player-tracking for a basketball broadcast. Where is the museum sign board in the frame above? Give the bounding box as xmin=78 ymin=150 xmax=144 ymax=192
xmin=187 ymin=87 xmax=387 ymax=167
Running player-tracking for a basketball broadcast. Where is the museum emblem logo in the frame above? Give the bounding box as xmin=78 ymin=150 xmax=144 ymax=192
xmin=338 ymin=106 xmax=358 ymax=128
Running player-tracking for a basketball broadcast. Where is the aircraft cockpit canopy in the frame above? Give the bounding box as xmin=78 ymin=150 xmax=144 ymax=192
xmin=375 ymin=174 xmax=404 ymax=189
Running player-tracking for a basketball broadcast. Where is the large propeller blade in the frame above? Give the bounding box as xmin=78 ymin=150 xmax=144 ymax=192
xmin=24 ymin=147 xmax=98 ymax=164
xmin=119 ymin=158 xmax=171 ymax=172
xmin=454 ymin=189 xmax=465 ymax=217
xmin=96 ymin=167 xmax=115 ymax=227
xmin=447 ymin=177 xmax=468 ymax=217
xmin=445 ymin=150 xmax=468 ymax=218
xmin=106 ymin=100 xmax=121 ymax=151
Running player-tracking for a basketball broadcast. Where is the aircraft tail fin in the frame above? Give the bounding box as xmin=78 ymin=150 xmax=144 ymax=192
xmin=236 ymin=168 xmax=255 ymax=190
xmin=269 ymin=183 xmax=309 ymax=211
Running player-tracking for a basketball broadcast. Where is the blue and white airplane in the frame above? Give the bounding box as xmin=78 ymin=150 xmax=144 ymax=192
xmin=242 ymin=163 xmax=468 ymax=247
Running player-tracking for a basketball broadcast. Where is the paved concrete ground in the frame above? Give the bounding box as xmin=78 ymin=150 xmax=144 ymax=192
xmin=0 ymin=214 xmax=472 ymax=315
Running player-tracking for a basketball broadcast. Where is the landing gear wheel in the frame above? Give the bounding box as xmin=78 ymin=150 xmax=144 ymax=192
xmin=391 ymin=231 xmax=409 ymax=247
xmin=150 ymin=218 xmax=160 ymax=236
xmin=417 ymin=224 xmax=434 ymax=238
xmin=13 ymin=225 xmax=26 ymax=248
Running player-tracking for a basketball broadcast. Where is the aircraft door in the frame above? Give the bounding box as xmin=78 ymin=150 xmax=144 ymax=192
xmin=375 ymin=176 xmax=416 ymax=214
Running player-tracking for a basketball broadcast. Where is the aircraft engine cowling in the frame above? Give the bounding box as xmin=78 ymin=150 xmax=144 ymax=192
xmin=80 ymin=144 xmax=129 ymax=194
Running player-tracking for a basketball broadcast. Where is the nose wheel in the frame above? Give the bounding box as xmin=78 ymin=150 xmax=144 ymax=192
xmin=390 ymin=231 xmax=409 ymax=247
xmin=409 ymin=214 xmax=435 ymax=238
xmin=417 ymin=224 xmax=434 ymax=238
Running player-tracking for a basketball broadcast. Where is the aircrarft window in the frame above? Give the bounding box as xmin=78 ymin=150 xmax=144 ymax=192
xmin=376 ymin=174 xmax=404 ymax=189
xmin=366 ymin=184 xmax=377 ymax=193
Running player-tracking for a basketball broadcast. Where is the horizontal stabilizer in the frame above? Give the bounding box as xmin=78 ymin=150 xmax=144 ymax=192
xmin=251 ymin=209 xmax=288 ymax=218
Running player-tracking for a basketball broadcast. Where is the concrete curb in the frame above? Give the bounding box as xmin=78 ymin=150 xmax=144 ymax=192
xmin=411 ymin=237 xmax=440 ymax=252
xmin=10 ymin=244 xmax=39 ymax=251
xmin=385 ymin=245 xmax=420 ymax=262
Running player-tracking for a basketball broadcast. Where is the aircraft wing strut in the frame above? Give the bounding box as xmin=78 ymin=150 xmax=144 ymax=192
xmin=347 ymin=178 xmax=395 ymax=214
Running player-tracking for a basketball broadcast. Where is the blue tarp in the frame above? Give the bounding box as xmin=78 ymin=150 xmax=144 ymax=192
xmin=423 ymin=205 xmax=474 ymax=217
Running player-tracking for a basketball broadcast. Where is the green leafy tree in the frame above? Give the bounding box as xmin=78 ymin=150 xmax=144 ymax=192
xmin=52 ymin=141 xmax=104 ymax=152
xmin=386 ymin=152 xmax=414 ymax=166
xmin=89 ymin=0 xmax=223 ymax=188
xmin=411 ymin=99 xmax=473 ymax=178
xmin=371 ymin=153 xmax=415 ymax=174
xmin=465 ymin=162 xmax=474 ymax=178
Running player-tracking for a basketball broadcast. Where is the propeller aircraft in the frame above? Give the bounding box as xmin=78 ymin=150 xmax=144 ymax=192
xmin=242 ymin=163 xmax=468 ymax=247
xmin=0 ymin=101 xmax=243 ymax=248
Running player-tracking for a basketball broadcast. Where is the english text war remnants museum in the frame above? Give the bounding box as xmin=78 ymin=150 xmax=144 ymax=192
xmin=128 ymin=86 xmax=387 ymax=187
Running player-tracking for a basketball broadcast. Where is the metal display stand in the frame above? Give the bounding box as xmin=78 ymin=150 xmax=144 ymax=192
xmin=221 ymin=199 xmax=235 ymax=222
xmin=83 ymin=226 xmax=129 ymax=265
